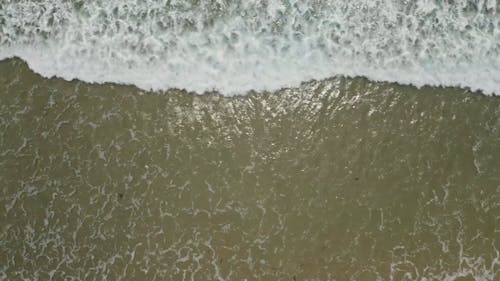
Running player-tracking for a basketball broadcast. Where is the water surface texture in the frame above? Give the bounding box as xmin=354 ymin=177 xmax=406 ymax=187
xmin=1 ymin=59 xmax=499 ymax=280
xmin=1 ymin=1 xmax=500 ymax=280
xmin=1 ymin=0 xmax=500 ymax=94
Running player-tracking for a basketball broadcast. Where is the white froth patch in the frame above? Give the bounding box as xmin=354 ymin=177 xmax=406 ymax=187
xmin=1 ymin=0 xmax=499 ymax=95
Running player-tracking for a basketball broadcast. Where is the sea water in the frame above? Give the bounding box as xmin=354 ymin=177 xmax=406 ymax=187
xmin=1 ymin=0 xmax=499 ymax=94
xmin=1 ymin=1 xmax=499 ymax=281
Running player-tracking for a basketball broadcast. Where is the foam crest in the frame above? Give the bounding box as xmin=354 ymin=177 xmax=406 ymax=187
xmin=1 ymin=0 xmax=499 ymax=95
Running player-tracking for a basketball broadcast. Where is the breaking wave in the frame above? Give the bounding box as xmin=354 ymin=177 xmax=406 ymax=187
xmin=1 ymin=0 xmax=499 ymax=95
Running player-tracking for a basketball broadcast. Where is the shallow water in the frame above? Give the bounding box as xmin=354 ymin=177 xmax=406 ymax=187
xmin=0 ymin=58 xmax=499 ymax=280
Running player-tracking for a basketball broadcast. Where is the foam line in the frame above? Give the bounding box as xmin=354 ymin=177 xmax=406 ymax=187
xmin=1 ymin=0 xmax=499 ymax=95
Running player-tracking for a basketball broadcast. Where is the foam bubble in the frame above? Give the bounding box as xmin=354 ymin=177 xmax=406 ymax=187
xmin=1 ymin=0 xmax=499 ymax=95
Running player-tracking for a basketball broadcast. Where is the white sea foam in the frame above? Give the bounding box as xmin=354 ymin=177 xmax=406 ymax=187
xmin=1 ymin=0 xmax=499 ymax=95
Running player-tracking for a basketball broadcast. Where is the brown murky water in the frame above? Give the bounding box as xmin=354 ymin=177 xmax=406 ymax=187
xmin=0 ymin=58 xmax=499 ymax=281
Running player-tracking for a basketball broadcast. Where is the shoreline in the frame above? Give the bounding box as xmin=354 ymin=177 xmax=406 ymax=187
xmin=1 ymin=56 xmax=497 ymax=99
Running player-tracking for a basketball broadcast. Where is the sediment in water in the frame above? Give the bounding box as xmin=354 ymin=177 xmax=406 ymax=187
xmin=1 ymin=57 xmax=499 ymax=281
